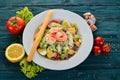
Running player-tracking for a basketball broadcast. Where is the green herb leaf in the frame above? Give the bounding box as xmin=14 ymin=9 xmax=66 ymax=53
xmin=16 ymin=6 xmax=33 ymax=24
xmin=20 ymin=57 xmax=45 ymax=79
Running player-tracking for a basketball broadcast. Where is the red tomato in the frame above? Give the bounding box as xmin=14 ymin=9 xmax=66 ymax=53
xmin=94 ymin=36 xmax=104 ymax=46
xmin=6 ymin=16 xmax=25 ymax=34
xmin=102 ymin=44 xmax=111 ymax=54
xmin=92 ymin=46 xmax=102 ymax=55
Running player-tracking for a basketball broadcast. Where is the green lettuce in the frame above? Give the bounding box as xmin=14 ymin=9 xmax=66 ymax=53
xmin=16 ymin=6 xmax=33 ymax=24
xmin=20 ymin=57 xmax=45 ymax=79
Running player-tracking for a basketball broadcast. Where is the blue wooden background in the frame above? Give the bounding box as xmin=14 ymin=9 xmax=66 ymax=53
xmin=0 ymin=0 xmax=120 ymax=80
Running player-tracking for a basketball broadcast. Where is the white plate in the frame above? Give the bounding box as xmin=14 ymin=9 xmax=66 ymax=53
xmin=23 ymin=9 xmax=93 ymax=70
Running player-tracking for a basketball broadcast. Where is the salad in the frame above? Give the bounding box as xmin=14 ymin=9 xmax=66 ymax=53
xmin=36 ymin=20 xmax=82 ymax=60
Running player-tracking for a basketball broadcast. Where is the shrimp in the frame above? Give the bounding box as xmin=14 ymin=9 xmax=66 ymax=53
xmin=45 ymin=34 xmax=56 ymax=44
xmin=45 ymin=27 xmax=67 ymax=44
xmin=50 ymin=27 xmax=62 ymax=34
xmin=56 ymin=31 xmax=67 ymax=42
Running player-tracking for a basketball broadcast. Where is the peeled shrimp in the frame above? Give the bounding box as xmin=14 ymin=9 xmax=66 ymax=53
xmin=45 ymin=27 xmax=67 ymax=44
xmin=45 ymin=34 xmax=56 ymax=44
xmin=56 ymin=31 xmax=67 ymax=42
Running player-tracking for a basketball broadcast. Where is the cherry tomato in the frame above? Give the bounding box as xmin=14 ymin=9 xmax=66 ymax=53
xmin=102 ymin=44 xmax=111 ymax=54
xmin=92 ymin=46 xmax=102 ymax=55
xmin=6 ymin=16 xmax=25 ymax=34
xmin=94 ymin=36 xmax=104 ymax=46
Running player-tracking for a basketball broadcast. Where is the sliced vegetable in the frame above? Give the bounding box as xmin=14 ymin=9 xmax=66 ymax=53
xmin=63 ymin=46 xmax=69 ymax=54
xmin=67 ymin=31 xmax=74 ymax=48
xmin=71 ymin=23 xmax=78 ymax=31
xmin=51 ymin=44 xmax=57 ymax=52
xmin=56 ymin=44 xmax=62 ymax=54
xmin=74 ymin=34 xmax=80 ymax=40
xmin=50 ymin=22 xmax=61 ymax=27
xmin=75 ymin=41 xmax=81 ymax=47
xmin=68 ymin=49 xmax=75 ymax=55
xmin=46 ymin=51 xmax=55 ymax=59
xmin=68 ymin=27 xmax=76 ymax=34
xmin=62 ymin=25 xmax=67 ymax=31
xmin=40 ymin=37 xmax=48 ymax=48
xmin=61 ymin=53 xmax=67 ymax=60
xmin=62 ymin=20 xmax=71 ymax=27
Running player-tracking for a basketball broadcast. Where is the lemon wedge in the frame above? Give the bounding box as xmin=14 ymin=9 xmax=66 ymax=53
xmin=5 ymin=43 xmax=25 ymax=63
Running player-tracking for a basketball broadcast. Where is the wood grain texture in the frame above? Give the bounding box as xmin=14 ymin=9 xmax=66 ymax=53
xmin=0 ymin=0 xmax=120 ymax=6
xmin=0 ymin=0 xmax=120 ymax=80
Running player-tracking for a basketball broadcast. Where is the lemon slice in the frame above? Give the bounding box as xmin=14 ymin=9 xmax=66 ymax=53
xmin=5 ymin=43 xmax=25 ymax=63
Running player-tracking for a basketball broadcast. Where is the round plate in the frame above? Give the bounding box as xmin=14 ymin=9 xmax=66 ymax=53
xmin=23 ymin=9 xmax=93 ymax=70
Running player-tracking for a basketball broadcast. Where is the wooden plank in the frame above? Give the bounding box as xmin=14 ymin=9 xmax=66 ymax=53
xmin=0 ymin=69 xmax=120 ymax=80
xmin=63 ymin=0 xmax=120 ymax=6
xmin=0 ymin=0 xmax=120 ymax=80
xmin=0 ymin=0 xmax=120 ymax=6
xmin=0 ymin=6 xmax=120 ymax=20
xmin=0 ymin=0 xmax=63 ymax=6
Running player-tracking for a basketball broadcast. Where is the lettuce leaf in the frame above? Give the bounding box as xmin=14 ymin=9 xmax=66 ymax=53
xmin=16 ymin=6 xmax=33 ymax=24
xmin=20 ymin=57 xmax=45 ymax=79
